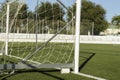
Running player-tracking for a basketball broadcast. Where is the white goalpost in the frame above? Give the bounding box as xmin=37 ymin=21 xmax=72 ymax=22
xmin=74 ymin=0 xmax=81 ymax=73
xmin=5 ymin=2 xmax=10 ymax=56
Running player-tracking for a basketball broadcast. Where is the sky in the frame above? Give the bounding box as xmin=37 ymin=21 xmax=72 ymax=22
xmin=0 ymin=0 xmax=75 ymax=11
xmin=0 ymin=0 xmax=120 ymax=23
xmin=26 ymin=0 xmax=75 ymax=11
xmin=89 ymin=0 xmax=120 ymax=23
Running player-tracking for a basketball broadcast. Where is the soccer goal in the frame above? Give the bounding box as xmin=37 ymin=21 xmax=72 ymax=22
xmin=0 ymin=0 xmax=81 ymax=74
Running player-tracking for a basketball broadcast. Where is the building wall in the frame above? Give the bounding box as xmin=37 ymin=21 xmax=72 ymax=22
xmin=103 ymin=29 xmax=120 ymax=35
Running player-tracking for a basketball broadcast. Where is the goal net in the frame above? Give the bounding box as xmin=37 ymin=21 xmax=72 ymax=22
xmin=0 ymin=0 xmax=80 ymax=71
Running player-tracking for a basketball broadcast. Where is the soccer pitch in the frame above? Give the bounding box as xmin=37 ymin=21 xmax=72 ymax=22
xmin=0 ymin=44 xmax=120 ymax=80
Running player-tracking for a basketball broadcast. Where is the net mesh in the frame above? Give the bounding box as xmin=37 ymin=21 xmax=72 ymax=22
xmin=0 ymin=0 xmax=76 ymax=65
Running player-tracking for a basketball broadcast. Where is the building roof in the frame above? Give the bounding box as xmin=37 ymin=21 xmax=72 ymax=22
xmin=108 ymin=24 xmax=119 ymax=29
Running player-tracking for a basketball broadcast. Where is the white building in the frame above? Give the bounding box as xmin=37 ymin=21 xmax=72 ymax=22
xmin=101 ymin=24 xmax=120 ymax=35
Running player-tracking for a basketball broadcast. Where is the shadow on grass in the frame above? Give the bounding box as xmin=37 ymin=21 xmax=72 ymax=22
xmin=0 ymin=52 xmax=95 ymax=80
xmin=0 ymin=69 xmax=64 ymax=80
xmin=79 ymin=52 xmax=96 ymax=72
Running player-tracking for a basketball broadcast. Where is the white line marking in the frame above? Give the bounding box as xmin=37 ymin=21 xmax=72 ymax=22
xmin=72 ymin=72 xmax=106 ymax=80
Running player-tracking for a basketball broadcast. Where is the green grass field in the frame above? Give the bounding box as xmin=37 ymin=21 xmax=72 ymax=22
xmin=0 ymin=44 xmax=120 ymax=80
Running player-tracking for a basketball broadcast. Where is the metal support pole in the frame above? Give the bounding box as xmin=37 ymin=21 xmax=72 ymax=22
xmin=36 ymin=0 xmax=39 ymax=49
xmin=57 ymin=0 xmax=72 ymax=15
xmin=92 ymin=22 xmax=94 ymax=35
xmin=5 ymin=2 xmax=10 ymax=55
xmin=74 ymin=0 xmax=81 ymax=73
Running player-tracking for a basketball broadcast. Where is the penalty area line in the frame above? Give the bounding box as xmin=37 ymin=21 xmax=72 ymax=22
xmin=72 ymin=72 xmax=106 ymax=80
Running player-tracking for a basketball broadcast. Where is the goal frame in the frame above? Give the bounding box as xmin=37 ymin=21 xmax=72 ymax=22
xmin=0 ymin=0 xmax=81 ymax=74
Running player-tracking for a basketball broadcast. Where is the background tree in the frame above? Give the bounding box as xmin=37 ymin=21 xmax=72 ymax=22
xmin=0 ymin=1 xmax=28 ymax=33
xmin=67 ymin=0 xmax=108 ymax=35
xmin=112 ymin=15 xmax=120 ymax=25
xmin=16 ymin=3 xmax=28 ymax=33
xmin=36 ymin=1 xmax=65 ymax=34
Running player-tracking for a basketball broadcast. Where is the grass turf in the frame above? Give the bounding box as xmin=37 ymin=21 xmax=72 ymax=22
xmin=0 ymin=43 xmax=120 ymax=80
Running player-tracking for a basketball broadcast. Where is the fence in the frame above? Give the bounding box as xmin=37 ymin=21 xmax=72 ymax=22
xmin=0 ymin=33 xmax=120 ymax=44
